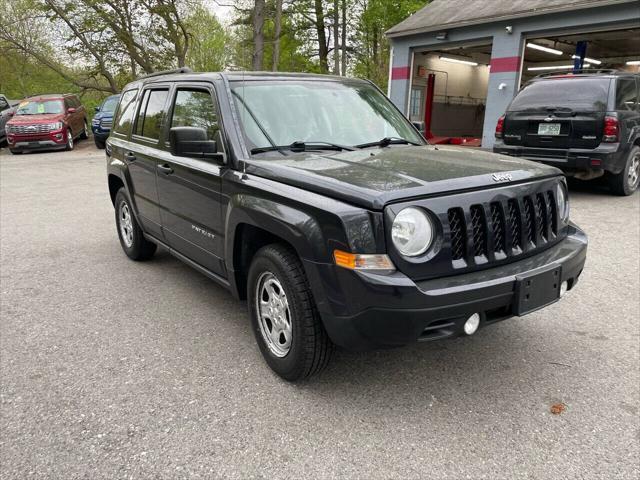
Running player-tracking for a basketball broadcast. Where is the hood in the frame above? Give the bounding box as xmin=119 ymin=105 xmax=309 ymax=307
xmin=8 ymin=113 xmax=65 ymax=125
xmin=245 ymin=145 xmax=561 ymax=210
xmin=93 ymin=111 xmax=114 ymax=121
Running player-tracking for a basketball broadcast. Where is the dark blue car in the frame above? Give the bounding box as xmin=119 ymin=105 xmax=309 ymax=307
xmin=92 ymin=94 xmax=120 ymax=149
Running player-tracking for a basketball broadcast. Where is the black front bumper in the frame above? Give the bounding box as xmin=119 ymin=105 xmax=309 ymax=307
xmin=307 ymin=224 xmax=587 ymax=351
xmin=493 ymin=142 xmax=625 ymax=174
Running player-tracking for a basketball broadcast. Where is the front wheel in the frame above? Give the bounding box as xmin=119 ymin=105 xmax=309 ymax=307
xmin=248 ymin=244 xmax=333 ymax=381
xmin=114 ymin=188 xmax=157 ymax=260
xmin=608 ymin=146 xmax=640 ymax=196
xmin=9 ymin=148 xmax=22 ymax=155
xmin=80 ymin=119 xmax=89 ymax=140
xmin=94 ymin=137 xmax=105 ymax=149
xmin=64 ymin=128 xmax=74 ymax=151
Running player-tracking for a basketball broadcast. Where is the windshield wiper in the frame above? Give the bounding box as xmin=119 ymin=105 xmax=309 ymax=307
xmin=251 ymin=141 xmax=356 ymax=154
xmin=355 ymin=137 xmax=421 ymax=149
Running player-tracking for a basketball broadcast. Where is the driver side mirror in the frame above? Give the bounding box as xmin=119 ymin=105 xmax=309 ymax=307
xmin=67 ymin=107 xmax=76 ymax=114
xmin=94 ymin=106 xmax=100 ymax=113
xmin=169 ymin=126 xmax=224 ymax=162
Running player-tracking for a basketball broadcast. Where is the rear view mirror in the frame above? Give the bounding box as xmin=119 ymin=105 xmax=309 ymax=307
xmin=169 ymin=126 xmax=223 ymax=162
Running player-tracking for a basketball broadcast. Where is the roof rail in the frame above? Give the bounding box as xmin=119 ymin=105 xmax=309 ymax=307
xmin=137 ymin=67 xmax=193 ymax=80
xmin=534 ymin=68 xmax=619 ymax=79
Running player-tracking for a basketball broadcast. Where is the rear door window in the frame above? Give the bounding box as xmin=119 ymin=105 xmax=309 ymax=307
xmin=510 ymin=78 xmax=611 ymax=112
xmin=134 ymin=89 xmax=169 ymax=140
xmin=112 ymin=89 xmax=139 ymax=137
xmin=615 ymin=78 xmax=637 ymax=111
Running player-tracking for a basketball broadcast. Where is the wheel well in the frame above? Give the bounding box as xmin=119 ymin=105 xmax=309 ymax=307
xmin=233 ymin=223 xmax=297 ymax=300
xmin=108 ymin=174 xmax=124 ymax=205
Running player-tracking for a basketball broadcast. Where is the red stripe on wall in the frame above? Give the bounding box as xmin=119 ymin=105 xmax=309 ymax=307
xmin=391 ymin=66 xmax=410 ymax=80
xmin=490 ymin=56 xmax=521 ymax=73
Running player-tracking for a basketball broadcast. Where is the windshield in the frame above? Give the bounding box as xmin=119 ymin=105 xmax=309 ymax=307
xmin=16 ymin=100 xmax=64 ymax=115
xmin=230 ymin=80 xmax=424 ymax=152
xmin=510 ymin=78 xmax=611 ymax=112
xmin=100 ymin=96 xmax=119 ymax=113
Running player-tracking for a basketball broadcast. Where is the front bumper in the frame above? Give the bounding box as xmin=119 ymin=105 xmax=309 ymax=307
xmin=91 ymin=125 xmax=111 ymax=141
xmin=8 ymin=130 xmax=67 ymax=151
xmin=308 ymin=224 xmax=587 ymax=350
xmin=493 ymin=141 xmax=625 ymax=174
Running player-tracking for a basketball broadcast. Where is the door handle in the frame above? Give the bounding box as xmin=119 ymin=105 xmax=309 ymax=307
xmin=124 ymin=151 xmax=136 ymax=162
xmin=157 ymin=164 xmax=173 ymax=175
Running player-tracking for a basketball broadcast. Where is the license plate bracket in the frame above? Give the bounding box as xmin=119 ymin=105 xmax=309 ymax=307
xmin=538 ymin=123 xmax=561 ymax=135
xmin=513 ymin=266 xmax=562 ymax=316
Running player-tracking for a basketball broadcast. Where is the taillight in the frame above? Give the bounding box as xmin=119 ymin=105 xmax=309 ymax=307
xmin=495 ymin=115 xmax=505 ymax=139
xmin=603 ymin=114 xmax=619 ymax=142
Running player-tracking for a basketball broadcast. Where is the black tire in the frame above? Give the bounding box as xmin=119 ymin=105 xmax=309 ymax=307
xmin=247 ymin=244 xmax=333 ymax=381
xmin=9 ymin=148 xmax=22 ymax=155
xmin=94 ymin=137 xmax=106 ymax=149
xmin=64 ymin=128 xmax=74 ymax=151
xmin=608 ymin=146 xmax=640 ymax=196
xmin=80 ymin=119 xmax=89 ymax=140
xmin=114 ymin=188 xmax=157 ymax=261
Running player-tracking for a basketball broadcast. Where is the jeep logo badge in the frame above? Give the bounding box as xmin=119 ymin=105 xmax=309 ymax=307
xmin=492 ymin=173 xmax=513 ymax=183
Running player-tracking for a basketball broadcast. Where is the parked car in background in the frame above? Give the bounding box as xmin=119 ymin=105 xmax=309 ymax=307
xmin=0 ymin=94 xmax=19 ymax=145
xmin=5 ymin=94 xmax=88 ymax=154
xmin=493 ymin=71 xmax=640 ymax=196
xmin=92 ymin=94 xmax=120 ymax=149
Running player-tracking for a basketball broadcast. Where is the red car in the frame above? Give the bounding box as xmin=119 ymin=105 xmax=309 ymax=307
xmin=6 ymin=94 xmax=88 ymax=154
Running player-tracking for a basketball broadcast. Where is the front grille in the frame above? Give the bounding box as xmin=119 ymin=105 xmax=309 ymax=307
xmin=447 ymin=188 xmax=558 ymax=266
xmin=7 ymin=124 xmax=52 ymax=134
xmin=100 ymin=118 xmax=113 ymax=128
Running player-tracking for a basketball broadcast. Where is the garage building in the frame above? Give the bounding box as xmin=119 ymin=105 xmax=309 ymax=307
xmin=386 ymin=0 xmax=640 ymax=149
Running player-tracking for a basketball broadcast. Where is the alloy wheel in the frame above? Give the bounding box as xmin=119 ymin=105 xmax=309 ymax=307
xmin=628 ymin=152 xmax=640 ymax=190
xmin=255 ymin=271 xmax=292 ymax=357
xmin=119 ymin=202 xmax=134 ymax=248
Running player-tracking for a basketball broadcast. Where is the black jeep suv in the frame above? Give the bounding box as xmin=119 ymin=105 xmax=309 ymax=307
xmin=106 ymin=69 xmax=587 ymax=381
xmin=493 ymin=71 xmax=639 ymax=196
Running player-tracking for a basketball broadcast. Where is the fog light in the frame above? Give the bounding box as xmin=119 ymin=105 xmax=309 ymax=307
xmin=464 ymin=313 xmax=480 ymax=335
xmin=560 ymin=281 xmax=569 ymax=297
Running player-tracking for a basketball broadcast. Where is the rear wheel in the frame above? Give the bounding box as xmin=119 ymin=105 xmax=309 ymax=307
xmin=114 ymin=188 xmax=157 ymax=261
xmin=80 ymin=119 xmax=89 ymax=140
xmin=64 ymin=128 xmax=74 ymax=151
xmin=247 ymin=244 xmax=333 ymax=381
xmin=608 ymin=146 xmax=640 ymax=196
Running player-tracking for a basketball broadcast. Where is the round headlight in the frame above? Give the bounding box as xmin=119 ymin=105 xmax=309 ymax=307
xmin=391 ymin=207 xmax=434 ymax=257
xmin=556 ymin=183 xmax=570 ymax=222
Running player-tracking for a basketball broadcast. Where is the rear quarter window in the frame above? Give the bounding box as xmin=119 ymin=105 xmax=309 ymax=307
xmin=615 ymin=78 xmax=638 ymax=111
xmin=112 ymin=89 xmax=139 ymax=137
xmin=509 ymin=78 xmax=611 ymax=112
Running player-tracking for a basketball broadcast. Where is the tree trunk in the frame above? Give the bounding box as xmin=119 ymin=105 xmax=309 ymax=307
xmin=314 ymin=0 xmax=328 ymax=73
xmin=272 ymin=0 xmax=282 ymax=71
xmin=333 ymin=0 xmax=339 ymax=74
xmin=340 ymin=0 xmax=347 ymax=76
xmin=252 ymin=0 xmax=265 ymax=71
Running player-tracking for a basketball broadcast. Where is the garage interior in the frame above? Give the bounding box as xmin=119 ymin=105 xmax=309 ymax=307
xmin=409 ymin=27 xmax=640 ymax=148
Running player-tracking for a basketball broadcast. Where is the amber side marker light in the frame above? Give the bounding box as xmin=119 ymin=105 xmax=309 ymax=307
xmin=333 ymin=250 xmax=396 ymax=271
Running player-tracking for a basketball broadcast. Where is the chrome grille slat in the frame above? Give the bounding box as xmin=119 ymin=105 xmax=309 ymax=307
xmin=8 ymin=124 xmax=52 ymax=134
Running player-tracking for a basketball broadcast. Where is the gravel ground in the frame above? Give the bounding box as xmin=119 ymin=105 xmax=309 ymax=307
xmin=1 ymin=141 xmax=639 ymax=479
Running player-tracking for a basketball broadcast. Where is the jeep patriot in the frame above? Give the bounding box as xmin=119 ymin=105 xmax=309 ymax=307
xmin=106 ymin=69 xmax=588 ymax=381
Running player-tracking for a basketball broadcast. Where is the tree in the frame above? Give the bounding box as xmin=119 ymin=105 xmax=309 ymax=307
xmin=272 ymin=0 xmax=282 ymax=71
xmin=185 ymin=5 xmax=229 ymax=71
xmin=252 ymin=0 xmax=265 ymax=70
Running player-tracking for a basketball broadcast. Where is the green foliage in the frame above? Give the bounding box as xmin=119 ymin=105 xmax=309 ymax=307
xmin=185 ymin=5 xmax=229 ymax=72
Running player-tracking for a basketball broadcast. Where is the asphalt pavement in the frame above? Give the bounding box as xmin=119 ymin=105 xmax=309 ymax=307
xmin=1 ymin=141 xmax=638 ymax=479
